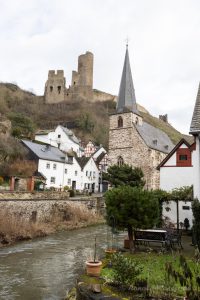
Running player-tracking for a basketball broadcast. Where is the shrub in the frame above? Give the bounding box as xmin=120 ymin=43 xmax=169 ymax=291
xmin=111 ymin=253 xmax=143 ymax=290
xmin=69 ymin=189 xmax=75 ymax=197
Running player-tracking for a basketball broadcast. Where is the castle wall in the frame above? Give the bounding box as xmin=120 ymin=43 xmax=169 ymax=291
xmin=93 ymin=90 xmax=116 ymax=102
xmin=45 ymin=70 xmax=65 ymax=104
xmin=44 ymin=51 xmax=116 ymax=104
xmin=78 ymin=51 xmax=93 ymax=88
xmin=109 ymin=112 xmax=167 ymax=190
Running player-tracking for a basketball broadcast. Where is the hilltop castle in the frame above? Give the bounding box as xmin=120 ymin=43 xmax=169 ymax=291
xmin=44 ymin=51 xmax=116 ymax=104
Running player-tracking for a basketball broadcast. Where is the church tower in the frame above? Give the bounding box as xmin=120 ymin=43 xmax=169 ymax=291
xmin=108 ymin=46 xmax=173 ymax=189
xmin=109 ymin=45 xmax=143 ymax=167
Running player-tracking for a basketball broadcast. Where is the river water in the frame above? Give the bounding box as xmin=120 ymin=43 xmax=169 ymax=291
xmin=0 ymin=224 xmax=112 ymax=300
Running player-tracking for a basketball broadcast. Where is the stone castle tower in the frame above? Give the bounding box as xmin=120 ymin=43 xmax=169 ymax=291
xmin=44 ymin=51 xmax=115 ymax=104
xmin=108 ymin=46 xmax=174 ymax=189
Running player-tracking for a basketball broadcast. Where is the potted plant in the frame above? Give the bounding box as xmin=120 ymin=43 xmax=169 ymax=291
xmin=85 ymin=236 xmax=102 ymax=277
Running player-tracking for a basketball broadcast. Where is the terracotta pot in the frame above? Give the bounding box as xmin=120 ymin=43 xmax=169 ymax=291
xmin=85 ymin=261 xmax=102 ymax=277
xmin=124 ymin=237 xmax=130 ymax=249
xmin=105 ymin=249 xmax=117 ymax=255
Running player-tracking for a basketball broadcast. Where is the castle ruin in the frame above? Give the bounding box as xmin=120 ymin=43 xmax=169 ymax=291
xmin=44 ymin=51 xmax=116 ymax=104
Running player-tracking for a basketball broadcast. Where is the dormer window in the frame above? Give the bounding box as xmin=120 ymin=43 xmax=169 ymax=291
xmin=117 ymin=156 xmax=124 ymax=167
xmin=118 ymin=116 xmax=123 ymax=128
xmin=153 ymin=139 xmax=157 ymax=145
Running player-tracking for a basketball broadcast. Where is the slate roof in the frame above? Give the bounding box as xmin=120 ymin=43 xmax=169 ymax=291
xmin=60 ymin=126 xmax=80 ymax=145
xmin=116 ymin=46 xmax=140 ymax=115
xmin=22 ymin=140 xmax=67 ymax=163
xmin=96 ymin=152 xmax=106 ymax=165
xmin=76 ymin=157 xmax=90 ymax=169
xmin=190 ymin=83 xmax=200 ymax=135
xmin=135 ymin=122 xmax=174 ymax=153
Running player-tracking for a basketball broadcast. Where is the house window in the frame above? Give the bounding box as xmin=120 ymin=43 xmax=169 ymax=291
xmin=75 ymin=171 xmax=78 ymax=176
xmin=46 ymin=163 xmax=50 ymax=169
xmin=93 ymin=171 xmax=95 ymax=177
xmin=68 ymin=157 xmax=73 ymax=163
xmin=117 ymin=156 xmax=124 ymax=167
xmin=182 ymin=206 xmax=190 ymax=210
xmin=86 ymin=171 xmax=88 ymax=176
xmin=176 ymin=148 xmax=191 ymax=167
xmin=90 ymin=171 xmax=92 ymax=177
xmin=179 ymin=155 xmax=187 ymax=161
xmin=65 ymin=169 xmax=67 ymax=174
xmin=68 ymin=179 xmax=71 ymax=185
xmin=50 ymin=177 xmax=55 ymax=184
xmin=58 ymin=134 xmax=61 ymax=138
xmin=53 ymin=163 xmax=57 ymax=170
xmin=50 ymin=86 xmax=53 ymax=92
xmin=118 ymin=116 xmax=123 ymax=128
xmin=135 ymin=117 xmax=139 ymax=125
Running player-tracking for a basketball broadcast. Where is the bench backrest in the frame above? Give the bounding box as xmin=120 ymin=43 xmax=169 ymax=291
xmin=134 ymin=230 xmax=166 ymax=241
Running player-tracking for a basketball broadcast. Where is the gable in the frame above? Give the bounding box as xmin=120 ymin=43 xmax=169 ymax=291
xmin=158 ymin=140 xmax=192 ymax=168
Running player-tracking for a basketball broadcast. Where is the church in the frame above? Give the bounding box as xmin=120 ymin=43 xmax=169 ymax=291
xmin=108 ymin=46 xmax=174 ymax=190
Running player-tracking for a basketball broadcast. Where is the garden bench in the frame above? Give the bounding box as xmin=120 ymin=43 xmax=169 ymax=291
xmin=134 ymin=229 xmax=167 ymax=248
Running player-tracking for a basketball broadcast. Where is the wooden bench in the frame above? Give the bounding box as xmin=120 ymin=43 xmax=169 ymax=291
xmin=134 ymin=229 xmax=167 ymax=248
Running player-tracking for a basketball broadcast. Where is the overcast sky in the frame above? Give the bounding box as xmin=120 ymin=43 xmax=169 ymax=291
xmin=0 ymin=0 xmax=199 ymax=134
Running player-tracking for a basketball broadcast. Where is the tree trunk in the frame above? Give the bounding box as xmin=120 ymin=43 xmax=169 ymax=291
xmin=127 ymin=225 xmax=134 ymax=252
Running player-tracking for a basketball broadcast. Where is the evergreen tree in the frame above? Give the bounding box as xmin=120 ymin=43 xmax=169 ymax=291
xmin=103 ymin=164 xmax=145 ymax=188
xmin=105 ymin=186 xmax=159 ymax=251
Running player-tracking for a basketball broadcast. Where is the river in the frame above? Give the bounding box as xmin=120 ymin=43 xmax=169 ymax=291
xmin=0 ymin=224 xmax=114 ymax=300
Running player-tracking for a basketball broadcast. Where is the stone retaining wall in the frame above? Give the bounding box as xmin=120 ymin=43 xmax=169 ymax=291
xmin=0 ymin=192 xmax=105 ymax=223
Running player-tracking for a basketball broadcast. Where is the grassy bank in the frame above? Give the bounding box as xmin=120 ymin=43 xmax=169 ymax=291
xmin=0 ymin=202 xmax=104 ymax=247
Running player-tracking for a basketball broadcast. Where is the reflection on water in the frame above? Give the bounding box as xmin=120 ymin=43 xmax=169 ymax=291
xmin=0 ymin=225 xmax=108 ymax=300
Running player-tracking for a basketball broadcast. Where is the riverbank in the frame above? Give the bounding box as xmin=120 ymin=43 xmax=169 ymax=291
xmin=0 ymin=201 xmax=105 ymax=247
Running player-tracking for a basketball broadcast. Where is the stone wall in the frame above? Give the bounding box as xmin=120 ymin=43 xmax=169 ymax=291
xmin=0 ymin=192 xmax=105 ymax=223
xmin=44 ymin=70 xmax=66 ymax=103
xmin=44 ymin=51 xmax=116 ymax=104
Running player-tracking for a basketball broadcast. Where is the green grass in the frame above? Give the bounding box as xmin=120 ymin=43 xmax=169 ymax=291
xmin=101 ymin=252 xmax=200 ymax=298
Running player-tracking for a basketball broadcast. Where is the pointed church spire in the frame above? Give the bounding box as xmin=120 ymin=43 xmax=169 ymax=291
xmin=116 ymin=46 xmax=139 ymax=114
xmin=190 ymin=83 xmax=200 ymax=134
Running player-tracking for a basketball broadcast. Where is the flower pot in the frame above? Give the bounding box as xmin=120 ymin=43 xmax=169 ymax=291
xmin=105 ymin=249 xmax=117 ymax=256
xmin=124 ymin=237 xmax=130 ymax=249
xmin=85 ymin=261 xmax=102 ymax=277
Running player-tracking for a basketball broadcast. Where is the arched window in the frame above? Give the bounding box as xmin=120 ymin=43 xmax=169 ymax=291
xmin=118 ymin=116 xmax=123 ymax=128
xmin=117 ymin=156 xmax=124 ymax=167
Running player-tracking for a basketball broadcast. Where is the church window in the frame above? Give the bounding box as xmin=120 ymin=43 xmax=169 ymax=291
xmin=57 ymin=86 xmax=61 ymax=94
xmin=117 ymin=156 xmax=124 ymax=167
xmin=118 ymin=116 xmax=123 ymax=128
xmin=50 ymin=86 xmax=53 ymax=92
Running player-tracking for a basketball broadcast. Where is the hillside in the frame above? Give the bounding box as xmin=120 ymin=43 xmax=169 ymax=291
xmin=0 ymin=82 xmax=192 ymax=149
